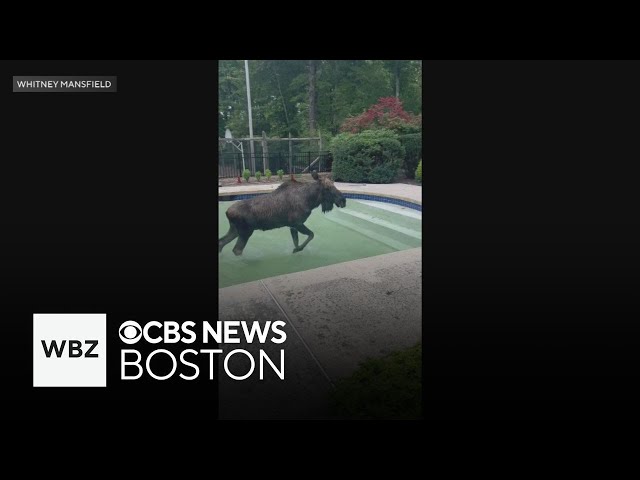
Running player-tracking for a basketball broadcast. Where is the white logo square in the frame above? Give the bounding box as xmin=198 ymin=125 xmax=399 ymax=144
xmin=33 ymin=313 xmax=107 ymax=387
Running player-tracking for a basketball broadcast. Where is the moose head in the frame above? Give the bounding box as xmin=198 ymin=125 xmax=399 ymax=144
xmin=312 ymin=171 xmax=347 ymax=212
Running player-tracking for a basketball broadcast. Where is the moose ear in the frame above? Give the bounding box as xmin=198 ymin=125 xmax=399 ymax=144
xmin=311 ymin=170 xmax=319 ymax=180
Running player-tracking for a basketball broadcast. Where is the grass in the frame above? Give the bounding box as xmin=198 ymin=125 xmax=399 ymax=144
xmin=329 ymin=343 xmax=422 ymax=420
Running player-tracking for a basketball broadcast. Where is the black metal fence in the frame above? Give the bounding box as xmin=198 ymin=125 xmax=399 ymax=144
xmin=218 ymin=151 xmax=333 ymax=178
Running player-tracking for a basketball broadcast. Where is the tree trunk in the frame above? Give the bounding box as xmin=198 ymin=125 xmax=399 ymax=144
xmin=308 ymin=60 xmax=318 ymax=136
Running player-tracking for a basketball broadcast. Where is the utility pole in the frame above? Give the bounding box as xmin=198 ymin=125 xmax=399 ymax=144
xmin=244 ymin=60 xmax=255 ymax=173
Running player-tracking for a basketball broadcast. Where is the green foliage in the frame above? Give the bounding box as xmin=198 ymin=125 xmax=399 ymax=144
xmin=219 ymin=60 xmax=250 ymax=137
xmin=331 ymin=129 xmax=404 ymax=183
xmin=265 ymin=169 xmax=272 ymax=181
xmin=242 ymin=169 xmax=251 ymax=182
xmin=368 ymin=164 xmax=399 ymax=184
xmin=399 ymin=133 xmax=422 ymax=175
xmin=255 ymin=170 xmax=262 ymax=181
xmin=384 ymin=60 xmax=423 ymax=114
xmin=277 ymin=169 xmax=284 ymax=180
xmin=219 ymin=60 xmax=422 ymax=138
xmin=415 ymin=159 xmax=422 ymax=183
xmin=385 ymin=119 xmax=422 ymax=135
xmin=329 ymin=343 xmax=422 ymax=419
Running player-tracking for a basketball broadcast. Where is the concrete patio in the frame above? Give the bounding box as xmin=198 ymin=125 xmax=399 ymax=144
xmin=218 ymin=247 xmax=422 ymax=420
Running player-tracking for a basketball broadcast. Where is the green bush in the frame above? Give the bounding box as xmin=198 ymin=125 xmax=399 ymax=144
xmin=242 ymin=169 xmax=251 ymax=182
xmin=399 ymin=133 xmax=422 ymax=176
xmin=368 ymin=164 xmax=399 ymax=184
xmin=277 ymin=169 xmax=284 ymax=180
xmin=255 ymin=170 xmax=262 ymax=181
xmin=331 ymin=129 xmax=404 ymax=184
xmin=392 ymin=122 xmax=422 ymax=135
xmin=415 ymin=159 xmax=422 ymax=183
xmin=265 ymin=169 xmax=272 ymax=181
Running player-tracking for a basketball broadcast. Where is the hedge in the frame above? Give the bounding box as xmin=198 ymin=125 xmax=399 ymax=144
xmin=398 ymin=133 xmax=422 ymax=176
xmin=331 ymin=129 xmax=405 ymax=184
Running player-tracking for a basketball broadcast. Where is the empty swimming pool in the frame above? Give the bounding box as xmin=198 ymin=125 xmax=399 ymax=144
xmin=219 ymin=196 xmax=422 ymax=288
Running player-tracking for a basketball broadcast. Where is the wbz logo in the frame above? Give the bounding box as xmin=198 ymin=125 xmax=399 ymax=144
xmin=33 ymin=314 xmax=106 ymax=387
xmin=41 ymin=339 xmax=99 ymax=358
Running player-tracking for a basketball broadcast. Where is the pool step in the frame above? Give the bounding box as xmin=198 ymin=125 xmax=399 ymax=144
xmin=354 ymin=200 xmax=423 ymax=220
xmin=347 ymin=200 xmax=422 ymax=233
xmin=336 ymin=208 xmax=422 ymax=239
xmin=324 ymin=209 xmax=422 ymax=251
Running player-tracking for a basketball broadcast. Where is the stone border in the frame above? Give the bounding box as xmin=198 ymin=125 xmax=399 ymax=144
xmin=219 ymin=189 xmax=422 ymax=210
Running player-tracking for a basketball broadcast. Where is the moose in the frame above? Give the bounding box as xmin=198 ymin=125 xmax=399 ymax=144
xmin=219 ymin=171 xmax=347 ymax=256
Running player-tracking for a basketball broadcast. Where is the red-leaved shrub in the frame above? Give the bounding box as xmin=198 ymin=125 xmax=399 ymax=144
xmin=340 ymin=97 xmax=421 ymax=134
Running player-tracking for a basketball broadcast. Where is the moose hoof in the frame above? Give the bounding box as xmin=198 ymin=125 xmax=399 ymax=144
xmin=292 ymin=247 xmax=303 ymax=254
xmin=233 ymin=248 xmax=243 ymax=256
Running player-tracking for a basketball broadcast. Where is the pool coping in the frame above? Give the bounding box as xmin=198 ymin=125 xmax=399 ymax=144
xmin=219 ymin=189 xmax=422 ymax=211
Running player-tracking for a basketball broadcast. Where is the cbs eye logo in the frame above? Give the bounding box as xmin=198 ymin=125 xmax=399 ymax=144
xmin=119 ymin=320 xmax=142 ymax=344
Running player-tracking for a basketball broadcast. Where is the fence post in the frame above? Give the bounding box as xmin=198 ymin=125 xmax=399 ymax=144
xmin=289 ymin=132 xmax=294 ymax=180
xmin=261 ymin=131 xmax=268 ymax=173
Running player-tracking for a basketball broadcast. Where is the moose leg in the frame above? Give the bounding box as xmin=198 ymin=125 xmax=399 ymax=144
xmin=218 ymin=224 xmax=239 ymax=253
xmin=232 ymin=229 xmax=254 ymax=256
xmin=292 ymin=224 xmax=314 ymax=253
xmin=290 ymin=227 xmax=299 ymax=249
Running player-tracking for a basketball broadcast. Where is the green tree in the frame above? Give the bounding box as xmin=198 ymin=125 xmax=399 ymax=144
xmin=381 ymin=60 xmax=422 ymax=114
xmin=218 ymin=60 xmax=422 ymax=140
xmin=219 ymin=60 xmax=249 ymax=136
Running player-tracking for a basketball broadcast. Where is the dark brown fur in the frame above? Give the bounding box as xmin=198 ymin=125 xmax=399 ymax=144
xmin=219 ymin=172 xmax=346 ymax=255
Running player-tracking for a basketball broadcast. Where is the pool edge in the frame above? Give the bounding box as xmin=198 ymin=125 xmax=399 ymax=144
xmin=219 ymin=190 xmax=422 ymax=211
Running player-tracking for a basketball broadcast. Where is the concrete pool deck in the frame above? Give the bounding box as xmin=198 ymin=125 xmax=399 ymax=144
xmin=219 ymin=181 xmax=422 ymax=205
xmin=218 ymin=247 xmax=422 ymax=420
